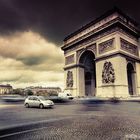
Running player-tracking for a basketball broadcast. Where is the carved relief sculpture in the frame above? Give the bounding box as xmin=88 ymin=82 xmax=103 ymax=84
xmin=102 ymin=61 xmax=115 ymax=84
xmin=65 ymin=54 xmax=74 ymax=65
xmin=99 ymin=38 xmax=114 ymax=54
xmin=64 ymin=28 xmax=119 ymax=54
xmin=66 ymin=71 xmax=73 ymax=88
xmin=120 ymin=38 xmax=139 ymax=56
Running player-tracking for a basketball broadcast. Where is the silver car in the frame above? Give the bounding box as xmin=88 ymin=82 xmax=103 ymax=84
xmin=24 ymin=96 xmax=54 ymax=109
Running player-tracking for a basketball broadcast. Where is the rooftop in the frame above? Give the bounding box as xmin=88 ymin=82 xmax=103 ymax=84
xmin=64 ymin=7 xmax=139 ymax=42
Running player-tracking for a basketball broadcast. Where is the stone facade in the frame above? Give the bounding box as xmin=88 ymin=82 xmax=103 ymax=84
xmin=0 ymin=84 xmax=13 ymax=95
xmin=62 ymin=8 xmax=140 ymax=98
xmin=25 ymin=86 xmax=62 ymax=95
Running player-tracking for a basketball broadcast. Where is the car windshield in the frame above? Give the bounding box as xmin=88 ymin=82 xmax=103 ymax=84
xmin=38 ymin=96 xmax=46 ymax=101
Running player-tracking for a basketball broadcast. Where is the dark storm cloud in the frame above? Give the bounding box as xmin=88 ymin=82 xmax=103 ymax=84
xmin=0 ymin=0 xmax=140 ymax=45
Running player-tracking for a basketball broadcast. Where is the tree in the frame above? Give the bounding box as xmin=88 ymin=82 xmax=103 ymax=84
xmin=26 ymin=90 xmax=33 ymax=96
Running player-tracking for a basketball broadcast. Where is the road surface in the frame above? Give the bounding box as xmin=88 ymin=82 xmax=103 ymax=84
xmin=0 ymin=100 xmax=140 ymax=140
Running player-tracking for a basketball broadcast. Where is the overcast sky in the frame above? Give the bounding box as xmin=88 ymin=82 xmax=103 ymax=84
xmin=0 ymin=0 xmax=139 ymax=89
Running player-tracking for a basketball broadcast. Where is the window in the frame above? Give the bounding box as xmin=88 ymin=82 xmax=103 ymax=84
xmin=28 ymin=97 xmax=33 ymax=100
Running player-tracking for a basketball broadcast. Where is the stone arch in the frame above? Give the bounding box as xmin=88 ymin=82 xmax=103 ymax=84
xmin=77 ymin=48 xmax=96 ymax=64
xmin=79 ymin=50 xmax=96 ymax=96
xmin=127 ymin=62 xmax=136 ymax=95
xmin=126 ymin=61 xmax=136 ymax=71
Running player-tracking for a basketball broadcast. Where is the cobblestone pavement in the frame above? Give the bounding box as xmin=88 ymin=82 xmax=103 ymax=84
xmin=1 ymin=115 xmax=140 ymax=140
xmin=0 ymin=101 xmax=140 ymax=140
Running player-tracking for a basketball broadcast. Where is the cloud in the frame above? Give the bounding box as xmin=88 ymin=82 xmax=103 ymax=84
xmin=1 ymin=0 xmax=139 ymax=45
xmin=0 ymin=31 xmax=64 ymax=88
xmin=0 ymin=31 xmax=63 ymax=63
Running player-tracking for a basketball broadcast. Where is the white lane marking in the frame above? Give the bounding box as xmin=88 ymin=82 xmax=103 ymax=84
xmin=0 ymin=104 xmax=23 ymax=108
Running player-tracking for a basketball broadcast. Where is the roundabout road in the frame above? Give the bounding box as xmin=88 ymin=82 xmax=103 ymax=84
xmin=0 ymin=101 xmax=140 ymax=140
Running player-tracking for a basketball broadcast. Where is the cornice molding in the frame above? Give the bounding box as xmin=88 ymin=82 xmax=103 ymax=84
xmin=62 ymin=18 xmax=139 ymax=51
xmin=64 ymin=64 xmax=85 ymax=70
xmin=95 ymin=51 xmax=140 ymax=62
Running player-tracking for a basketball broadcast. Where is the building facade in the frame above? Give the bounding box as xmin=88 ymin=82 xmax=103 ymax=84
xmin=25 ymin=86 xmax=61 ymax=95
xmin=0 ymin=84 xmax=13 ymax=95
xmin=61 ymin=8 xmax=140 ymax=98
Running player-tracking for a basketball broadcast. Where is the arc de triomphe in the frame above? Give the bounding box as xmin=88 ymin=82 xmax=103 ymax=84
xmin=61 ymin=8 xmax=140 ymax=98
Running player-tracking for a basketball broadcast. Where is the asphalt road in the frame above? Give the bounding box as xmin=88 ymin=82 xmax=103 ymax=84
xmin=0 ymin=101 xmax=140 ymax=140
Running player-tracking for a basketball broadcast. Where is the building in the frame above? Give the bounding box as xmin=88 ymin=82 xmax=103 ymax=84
xmin=0 ymin=84 xmax=13 ymax=95
xmin=61 ymin=8 xmax=140 ymax=98
xmin=25 ymin=86 xmax=61 ymax=95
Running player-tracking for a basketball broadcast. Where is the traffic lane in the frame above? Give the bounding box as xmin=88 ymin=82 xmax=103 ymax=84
xmin=0 ymin=116 xmax=75 ymax=138
xmin=0 ymin=102 xmax=108 ymax=130
xmin=0 ymin=103 xmax=84 ymax=129
xmin=1 ymin=115 xmax=140 ymax=140
xmin=81 ymin=101 xmax=140 ymax=115
xmin=0 ymin=102 xmax=140 ymax=130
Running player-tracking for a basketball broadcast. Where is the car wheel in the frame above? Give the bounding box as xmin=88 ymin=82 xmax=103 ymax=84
xmin=25 ymin=103 xmax=29 ymax=108
xmin=39 ymin=104 xmax=44 ymax=109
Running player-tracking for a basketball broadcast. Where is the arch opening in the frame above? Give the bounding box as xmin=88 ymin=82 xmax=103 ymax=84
xmin=127 ymin=63 xmax=136 ymax=96
xmin=79 ymin=51 xmax=96 ymax=96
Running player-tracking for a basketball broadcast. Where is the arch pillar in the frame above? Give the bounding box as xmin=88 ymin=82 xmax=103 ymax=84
xmin=77 ymin=65 xmax=85 ymax=97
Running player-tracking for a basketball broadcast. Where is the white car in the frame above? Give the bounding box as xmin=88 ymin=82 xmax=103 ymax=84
xmin=58 ymin=92 xmax=74 ymax=100
xmin=24 ymin=96 xmax=54 ymax=109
